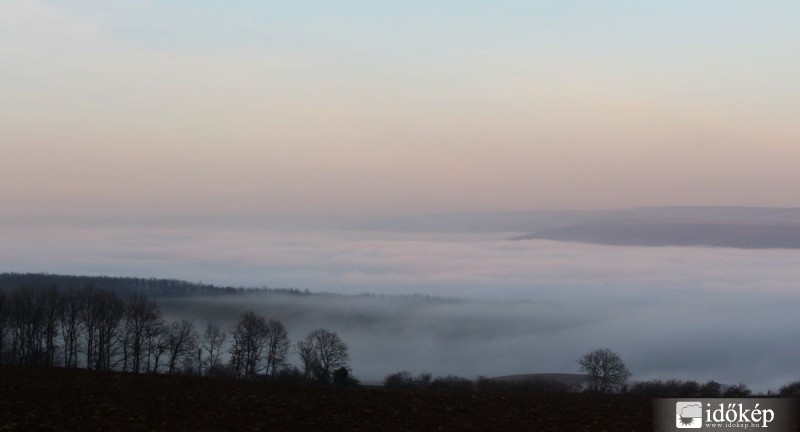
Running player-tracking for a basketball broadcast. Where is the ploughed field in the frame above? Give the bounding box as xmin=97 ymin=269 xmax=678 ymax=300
xmin=0 ymin=365 xmax=652 ymax=431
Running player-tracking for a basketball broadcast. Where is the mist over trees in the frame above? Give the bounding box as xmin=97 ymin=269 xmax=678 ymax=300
xmin=2 ymin=275 xmax=798 ymax=396
xmin=0 ymin=283 xmax=352 ymax=386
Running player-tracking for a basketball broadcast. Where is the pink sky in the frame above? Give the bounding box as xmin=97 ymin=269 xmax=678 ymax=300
xmin=2 ymin=1 xmax=799 ymax=219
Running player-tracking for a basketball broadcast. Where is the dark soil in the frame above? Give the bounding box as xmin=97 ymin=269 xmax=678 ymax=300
xmin=0 ymin=365 xmax=652 ymax=431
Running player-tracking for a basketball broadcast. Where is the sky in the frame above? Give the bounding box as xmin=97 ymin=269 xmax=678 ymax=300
xmin=2 ymin=1 xmax=800 ymax=219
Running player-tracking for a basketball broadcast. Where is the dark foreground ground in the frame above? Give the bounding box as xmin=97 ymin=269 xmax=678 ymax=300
xmin=0 ymin=365 xmax=653 ymax=431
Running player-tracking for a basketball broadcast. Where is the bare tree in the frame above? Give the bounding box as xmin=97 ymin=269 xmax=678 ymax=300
xmin=577 ymin=348 xmax=631 ymax=393
xmin=0 ymin=290 xmax=7 ymax=364
xmin=151 ymin=321 xmax=169 ymax=373
xmin=9 ymin=285 xmax=42 ymax=365
xmin=76 ymin=287 xmax=125 ymax=371
xmin=60 ymin=287 xmax=84 ymax=368
xmin=202 ymin=321 xmax=227 ymax=375
xmin=295 ymin=338 xmax=316 ymax=380
xmin=144 ymin=316 xmax=165 ymax=373
xmin=80 ymin=285 xmax=100 ymax=369
xmin=123 ymin=293 xmax=161 ymax=373
xmin=91 ymin=289 xmax=124 ymax=371
xmin=39 ymin=285 xmax=62 ymax=366
xmin=229 ymin=311 xmax=269 ymax=377
xmin=165 ymin=319 xmax=198 ymax=374
xmin=304 ymin=328 xmax=349 ymax=384
xmin=264 ymin=319 xmax=290 ymax=377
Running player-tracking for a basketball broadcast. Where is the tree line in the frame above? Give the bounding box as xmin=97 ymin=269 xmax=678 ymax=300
xmin=0 ymin=273 xmax=458 ymax=304
xmin=0 ymin=273 xmax=314 ymax=298
xmin=0 ymin=284 xmax=355 ymax=386
xmin=384 ymin=348 xmax=800 ymax=396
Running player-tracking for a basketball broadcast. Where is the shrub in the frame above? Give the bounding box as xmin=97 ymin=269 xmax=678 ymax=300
xmin=627 ymin=380 xmax=701 ymax=398
xmin=699 ymin=380 xmax=722 ymax=397
xmin=723 ymin=383 xmax=751 ymax=397
xmin=476 ymin=376 xmax=574 ymax=393
xmin=429 ymin=375 xmax=474 ymax=392
xmin=206 ymin=364 xmax=237 ymax=380
xmin=383 ymin=371 xmax=432 ymax=390
xmin=779 ymin=381 xmax=800 ymax=396
xmin=273 ymin=366 xmax=305 ymax=385
xmin=384 ymin=371 xmax=416 ymax=389
xmin=332 ymin=367 xmax=359 ymax=387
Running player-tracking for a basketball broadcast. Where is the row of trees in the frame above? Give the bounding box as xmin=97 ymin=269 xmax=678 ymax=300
xmin=382 ymin=348 xmax=630 ymax=394
xmin=0 ymin=284 xmax=353 ymax=385
xmin=0 ymin=273 xmax=314 ymax=298
xmin=384 ymin=348 xmax=785 ymax=396
xmin=625 ymin=379 xmax=751 ymax=398
xmin=383 ymin=371 xmax=763 ymax=396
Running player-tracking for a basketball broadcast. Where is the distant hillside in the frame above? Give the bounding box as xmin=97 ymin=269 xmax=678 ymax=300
xmin=355 ymin=206 xmax=800 ymax=234
xmin=354 ymin=206 xmax=800 ymax=248
xmin=513 ymin=222 xmax=800 ymax=249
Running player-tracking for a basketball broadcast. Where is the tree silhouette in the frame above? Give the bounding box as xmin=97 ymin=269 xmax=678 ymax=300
xmin=123 ymin=293 xmax=161 ymax=373
xmin=229 ymin=311 xmax=269 ymax=377
xmin=264 ymin=319 xmax=290 ymax=377
xmin=0 ymin=290 xmax=7 ymax=364
xmin=577 ymin=348 xmax=630 ymax=393
xmin=202 ymin=321 xmax=227 ymax=375
xmin=59 ymin=287 xmax=84 ymax=368
xmin=304 ymin=328 xmax=349 ymax=384
xmin=165 ymin=319 xmax=198 ymax=374
xmin=295 ymin=338 xmax=316 ymax=380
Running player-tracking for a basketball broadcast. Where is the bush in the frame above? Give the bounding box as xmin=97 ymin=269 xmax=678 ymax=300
xmin=206 ymin=364 xmax=237 ymax=380
xmin=723 ymin=383 xmax=751 ymax=397
xmin=779 ymin=381 xmax=800 ymax=396
xmin=384 ymin=371 xmax=416 ymax=389
xmin=476 ymin=376 xmax=575 ymax=393
xmin=383 ymin=371 xmax=432 ymax=390
xmin=627 ymin=380 xmax=701 ymax=398
xmin=273 ymin=366 xmax=305 ymax=385
xmin=699 ymin=380 xmax=722 ymax=397
xmin=429 ymin=375 xmax=474 ymax=392
xmin=332 ymin=367 xmax=359 ymax=387
xmin=625 ymin=379 xmax=735 ymax=398
xmin=416 ymin=372 xmax=432 ymax=388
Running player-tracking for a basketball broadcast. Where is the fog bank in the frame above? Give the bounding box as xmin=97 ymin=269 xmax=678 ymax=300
xmin=1 ymin=225 xmax=799 ymax=390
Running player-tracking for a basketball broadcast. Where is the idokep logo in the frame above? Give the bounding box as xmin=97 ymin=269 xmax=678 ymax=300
xmin=655 ymin=398 xmax=796 ymax=432
xmin=676 ymin=401 xmax=703 ymax=428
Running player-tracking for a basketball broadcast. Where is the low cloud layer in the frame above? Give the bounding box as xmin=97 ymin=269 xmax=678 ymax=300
xmin=2 ymin=225 xmax=799 ymax=390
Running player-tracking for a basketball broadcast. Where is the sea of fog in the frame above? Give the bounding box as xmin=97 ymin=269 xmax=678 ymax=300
xmin=2 ymin=224 xmax=800 ymax=391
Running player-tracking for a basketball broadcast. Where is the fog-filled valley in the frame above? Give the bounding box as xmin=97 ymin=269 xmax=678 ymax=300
xmin=6 ymin=1 xmax=800 ymax=428
xmin=154 ymin=290 xmax=800 ymax=391
xmin=3 ymin=208 xmax=800 ymax=391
